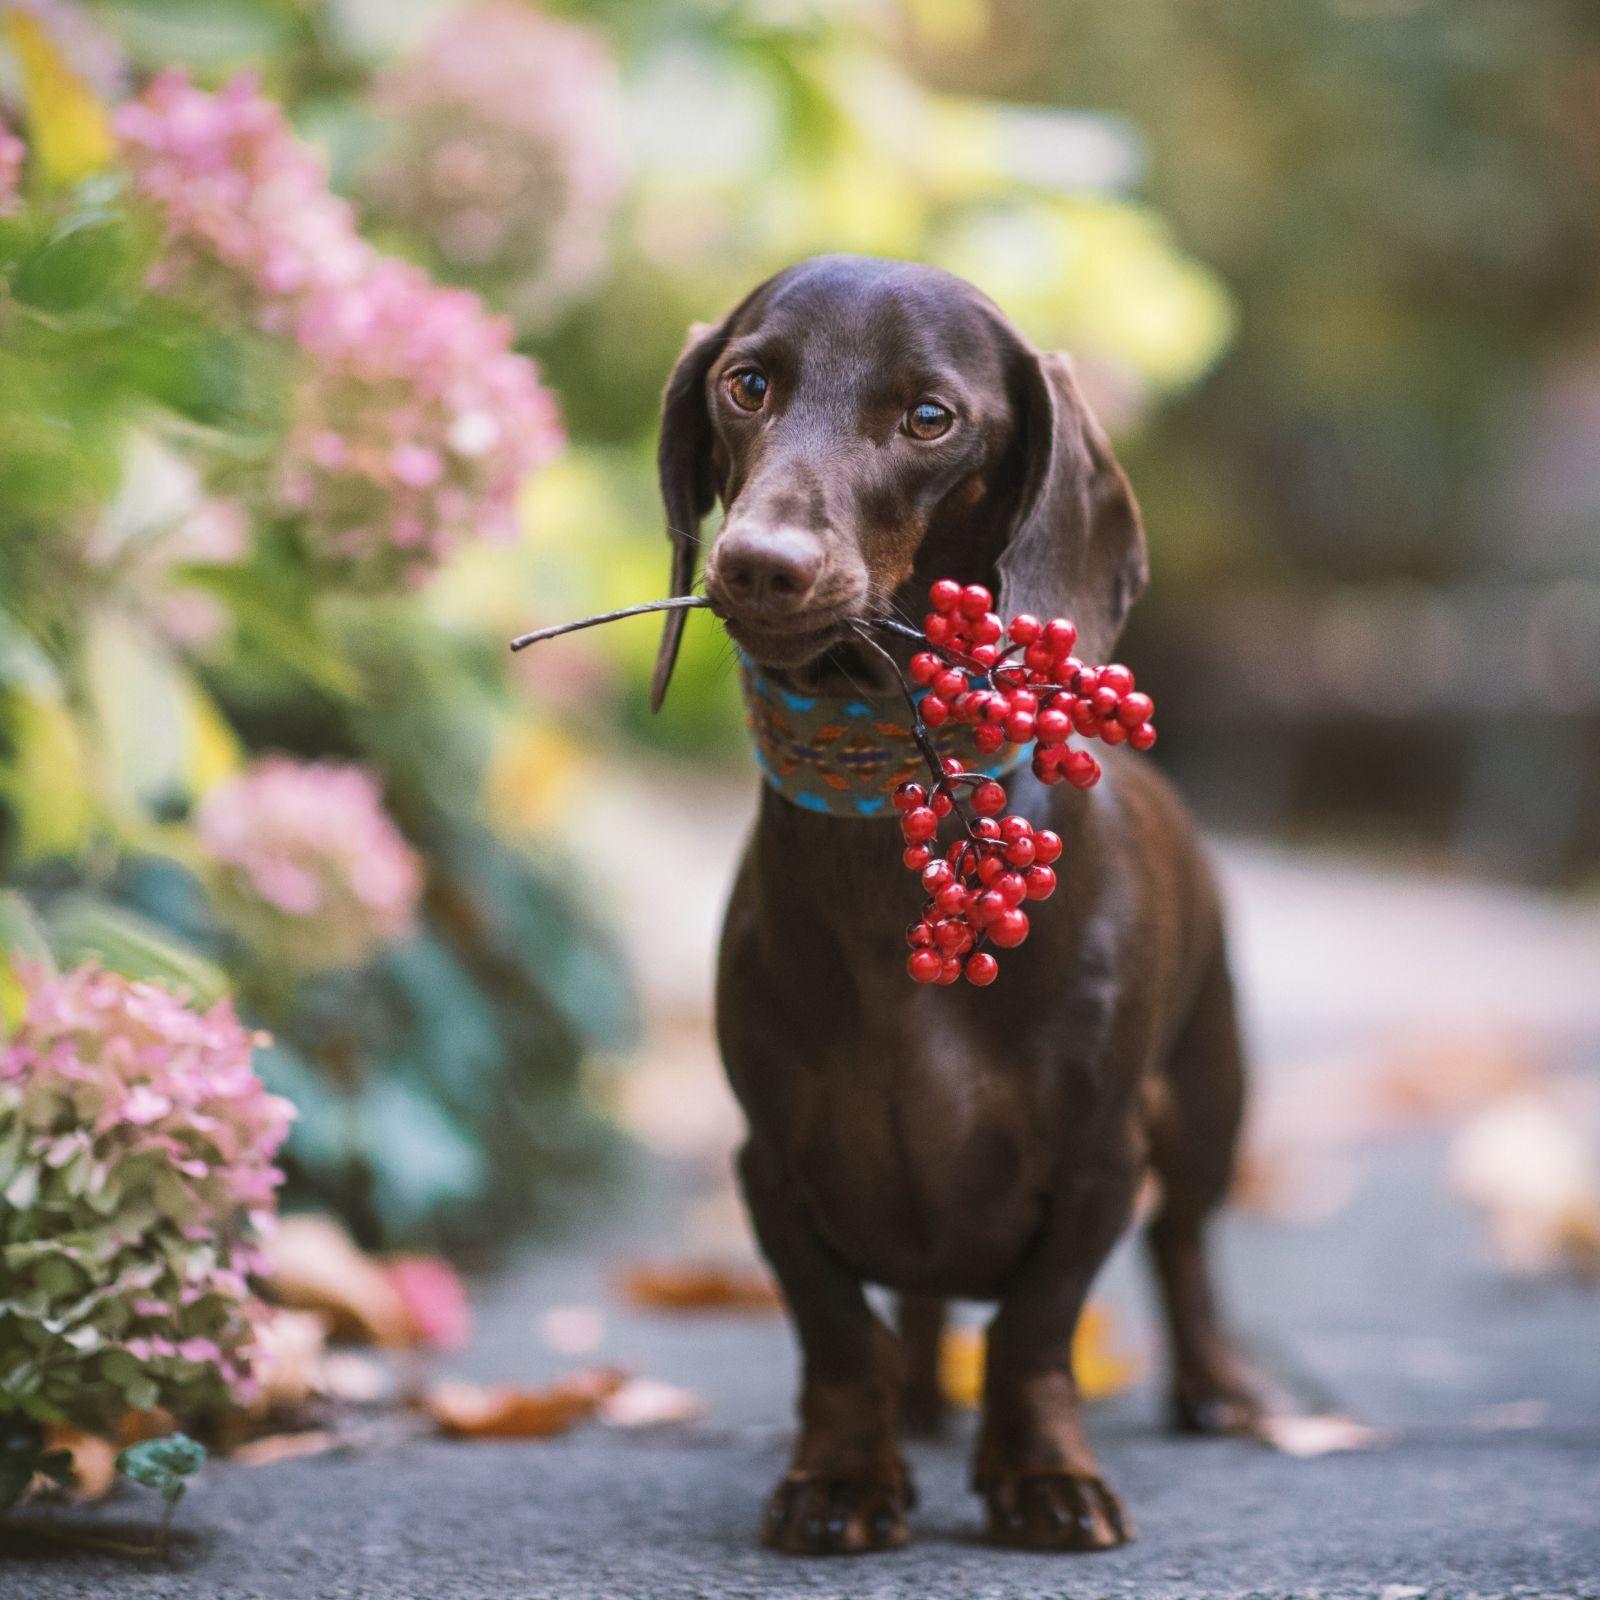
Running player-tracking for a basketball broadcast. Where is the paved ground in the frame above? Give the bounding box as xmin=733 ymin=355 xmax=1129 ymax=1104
xmin=4 ymin=837 xmax=1599 ymax=1599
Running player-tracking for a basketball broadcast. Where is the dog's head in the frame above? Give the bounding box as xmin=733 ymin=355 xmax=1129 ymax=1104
xmin=650 ymin=254 xmax=1147 ymax=708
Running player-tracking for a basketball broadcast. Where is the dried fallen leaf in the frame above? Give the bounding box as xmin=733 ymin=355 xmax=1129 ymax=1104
xmin=42 ymin=1426 xmax=116 ymax=1502
xmin=617 ymin=1261 xmax=782 ymax=1314
xmin=247 ymin=1307 xmax=330 ymax=1416
xmin=938 ymin=1303 xmax=1140 ymax=1410
xmin=264 ymin=1214 xmax=412 ymax=1346
xmin=230 ymin=1430 xmax=342 ymax=1469
xmin=1449 ymin=1093 xmax=1600 ymax=1279
xmin=427 ymin=1368 xmax=628 ymax=1440
xmin=1258 ymin=1413 xmax=1385 ymax=1458
xmin=599 ymin=1377 xmax=706 ymax=1430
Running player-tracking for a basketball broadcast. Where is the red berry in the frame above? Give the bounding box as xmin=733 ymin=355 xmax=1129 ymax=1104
xmin=970 ymin=612 xmax=1003 ymax=646
xmin=1032 ymin=751 xmax=1062 ymax=784
xmin=892 ymin=781 xmax=925 ymax=813
xmin=929 ymin=788 xmax=953 ymax=817
xmin=909 ymin=652 xmax=942 ymax=686
xmin=1007 ymin=613 xmax=1041 ymax=646
xmin=1070 ymin=699 xmax=1101 ymax=734
xmin=1024 ymin=864 xmax=1057 ymax=900
xmin=1004 ymin=712 xmax=1035 ymax=744
xmin=929 ymin=579 xmax=962 ymax=613
xmin=973 ymin=890 xmax=1006 ymax=925
xmin=982 ymin=695 xmax=1011 ymax=725
xmin=935 ymin=882 xmax=970 ymax=917
xmin=1023 ymin=641 xmax=1054 ymax=675
xmin=969 ymin=643 xmax=999 ymax=669
xmin=973 ymin=725 xmax=1005 ymax=754
xmin=902 ymin=844 xmax=932 ymax=871
xmin=973 ymin=817 xmax=1002 ymax=839
xmin=921 ymin=695 xmax=950 ymax=727
xmin=999 ymin=815 xmax=1033 ymax=842
xmin=1074 ymin=665 xmax=1099 ymax=696
xmin=977 ymin=852 xmax=1006 ymax=886
xmin=933 ymin=918 xmax=969 ymax=953
xmin=965 ymin=951 xmax=999 ymax=986
xmin=1036 ymin=708 xmax=1071 ymax=745
xmin=958 ymin=583 xmax=992 ymax=619
xmin=908 ymin=948 xmax=942 ymax=983
xmin=933 ymin=668 xmax=967 ymax=702
xmin=997 ymin=872 xmax=1028 ymax=907
xmin=1043 ymin=618 xmax=1077 ymax=654
xmin=1033 ymin=829 xmax=1062 ymax=864
xmin=1118 ymin=691 xmax=1154 ymax=728
xmin=1129 ymin=721 xmax=1157 ymax=751
xmin=907 ymin=921 xmax=935 ymax=947
xmin=1005 ymin=836 xmax=1036 ymax=868
xmin=1092 ymin=686 xmax=1120 ymax=718
xmin=943 ymin=756 xmax=966 ymax=776
xmin=973 ymin=780 xmax=1007 ymax=816
xmin=924 ymin=613 xmax=950 ymax=644
xmin=1099 ymin=663 xmax=1135 ymax=697
xmin=1007 ymin=688 xmax=1038 ymax=714
xmin=902 ymin=806 xmax=938 ymax=842
xmin=989 ymin=908 xmax=1030 ymax=948
xmin=922 ymin=859 xmax=954 ymax=893
xmin=1101 ymin=719 xmax=1128 ymax=746
xmin=1064 ymin=750 xmax=1101 ymax=788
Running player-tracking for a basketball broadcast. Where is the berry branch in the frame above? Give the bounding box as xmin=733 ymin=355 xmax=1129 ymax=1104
xmin=510 ymin=580 xmax=1158 ymax=989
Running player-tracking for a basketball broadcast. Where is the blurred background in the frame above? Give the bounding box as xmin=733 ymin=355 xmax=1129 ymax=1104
xmin=2 ymin=0 xmax=1597 ymax=1284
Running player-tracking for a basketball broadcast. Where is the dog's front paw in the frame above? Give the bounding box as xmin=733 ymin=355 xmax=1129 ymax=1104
xmin=761 ymin=1470 xmax=912 ymax=1555
xmin=983 ymin=1471 xmax=1130 ymax=1552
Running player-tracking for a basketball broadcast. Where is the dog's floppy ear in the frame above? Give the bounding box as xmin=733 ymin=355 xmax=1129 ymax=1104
xmin=996 ymin=350 xmax=1148 ymax=663
xmin=651 ymin=318 xmax=729 ymax=713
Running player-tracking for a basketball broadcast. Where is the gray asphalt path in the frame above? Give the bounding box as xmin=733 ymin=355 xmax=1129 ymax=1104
xmin=4 ymin=842 xmax=1598 ymax=1599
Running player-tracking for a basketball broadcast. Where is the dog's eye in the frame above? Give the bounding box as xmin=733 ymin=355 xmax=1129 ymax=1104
xmin=727 ymin=370 xmax=769 ymax=412
xmin=906 ymin=401 xmax=953 ymax=440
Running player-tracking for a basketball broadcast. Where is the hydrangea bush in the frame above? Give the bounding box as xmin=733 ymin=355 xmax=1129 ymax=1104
xmin=116 ymin=69 xmax=565 ymax=586
xmin=0 ymin=965 xmax=293 ymax=1436
xmin=196 ymin=757 xmax=424 ymax=974
xmin=365 ymin=1 xmax=626 ymax=326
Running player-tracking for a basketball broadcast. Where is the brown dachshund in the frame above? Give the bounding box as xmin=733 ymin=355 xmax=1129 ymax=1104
xmin=650 ymin=255 xmax=1266 ymax=1555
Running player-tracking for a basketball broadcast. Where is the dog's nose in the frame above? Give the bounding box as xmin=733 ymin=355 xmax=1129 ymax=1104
xmin=711 ymin=526 xmax=825 ymax=618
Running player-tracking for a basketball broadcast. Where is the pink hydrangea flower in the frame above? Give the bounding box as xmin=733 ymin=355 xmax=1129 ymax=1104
xmin=196 ymin=756 xmax=424 ymax=972
xmin=284 ymin=257 xmax=564 ymax=580
xmin=0 ymin=964 xmax=293 ymax=1431
xmin=0 ymin=117 xmax=23 ymax=217
xmin=115 ymin=70 xmax=372 ymax=333
xmin=115 ymin=70 xmax=565 ymax=584
xmin=366 ymin=1 xmax=627 ymax=326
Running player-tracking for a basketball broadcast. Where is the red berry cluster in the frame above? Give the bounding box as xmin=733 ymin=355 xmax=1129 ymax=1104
xmin=892 ymin=580 xmax=1156 ymax=987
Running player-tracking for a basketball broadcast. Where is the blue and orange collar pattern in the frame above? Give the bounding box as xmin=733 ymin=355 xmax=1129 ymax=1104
xmin=739 ymin=658 xmax=1028 ymax=818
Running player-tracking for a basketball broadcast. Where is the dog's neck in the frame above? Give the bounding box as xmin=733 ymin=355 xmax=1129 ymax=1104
xmin=738 ymin=653 xmax=1028 ymax=819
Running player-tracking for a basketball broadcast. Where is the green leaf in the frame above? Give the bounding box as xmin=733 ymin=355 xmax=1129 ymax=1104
xmin=116 ymin=1433 xmax=206 ymax=1505
xmin=46 ymin=896 xmax=231 ymax=1007
xmin=10 ymin=212 xmax=133 ymax=315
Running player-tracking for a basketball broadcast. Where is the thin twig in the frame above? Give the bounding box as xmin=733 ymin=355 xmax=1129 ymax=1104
xmin=509 ymin=595 xmax=713 ymax=652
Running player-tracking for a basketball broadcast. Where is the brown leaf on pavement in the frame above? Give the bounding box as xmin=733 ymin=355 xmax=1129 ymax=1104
xmin=263 ymin=1214 xmax=413 ymax=1346
xmin=427 ymin=1368 xmax=628 ymax=1439
xmin=617 ymin=1261 xmax=782 ymax=1314
xmin=599 ymin=1377 xmax=706 ymax=1430
xmin=230 ymin=1429 xmax=343 ymax=1468
xmin=42 ymin=1426 xmax=117 ymax=1501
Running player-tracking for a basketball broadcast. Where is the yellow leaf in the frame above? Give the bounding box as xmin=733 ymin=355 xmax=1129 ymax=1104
xmin=6 ymin=9 xmax=114 ymax=185
xmin=0 ymin=691 xmax=96 ymax=861
xmin=181 ymin=676 xmax=244 ymax=795
xmin=938 ymin=1302 xmax=1140 ymax=1410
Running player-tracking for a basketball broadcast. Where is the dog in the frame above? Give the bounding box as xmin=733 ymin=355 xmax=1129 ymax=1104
xmin=649 ymin=254 xmax=1266 ymax=1555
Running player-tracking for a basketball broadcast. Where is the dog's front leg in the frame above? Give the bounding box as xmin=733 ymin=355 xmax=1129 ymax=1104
xmin=976 ymin=1166 xmax=1141 ymax=1551
xmin=738 ymin=1139 xmax=912 ymax=1555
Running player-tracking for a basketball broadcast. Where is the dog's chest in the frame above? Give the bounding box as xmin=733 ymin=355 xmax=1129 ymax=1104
xmin=786 ymin=1017 xmax=1058 ymax=1296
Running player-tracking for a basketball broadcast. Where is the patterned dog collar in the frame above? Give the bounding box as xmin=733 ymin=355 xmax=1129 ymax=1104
xmin=739 ymin=657 xmax=1028 ymax=818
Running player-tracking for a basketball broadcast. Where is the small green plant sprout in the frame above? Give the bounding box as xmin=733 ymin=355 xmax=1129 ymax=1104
xmin=115 ymin=1434 xmax=208 ymax=1553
